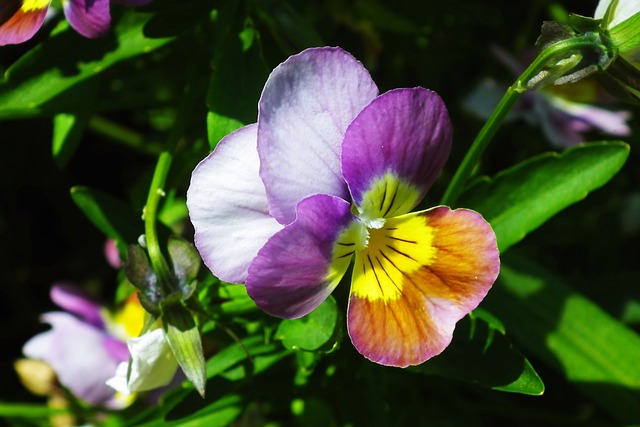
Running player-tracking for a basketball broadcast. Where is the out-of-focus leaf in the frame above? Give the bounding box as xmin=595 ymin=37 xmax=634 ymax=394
xmin=219 ymin=287 xmax=257 ymax=315
xmin=131 ymin=394 xmax=243 ymax=427
xmin=276 ymin=296 xmax=341 ymax=353
xmin=70 ymin=186 xmax=142 ymax=254
xmin=291 ymin=398 xmax=335 ymax=427
xmin=141 ymin=0 xmax=216 ymax=39
xmin=485 ymin=252 xmax=640 ymax=423
xmin=158 ymin=191 xmax=189 ymax=229
xmin=0 ymin=9 xmax=174 ymax=118
xmin=253 ymin=0 xmax=324 ymax=54
xmin=0 ymin=402 xmax=68 ymax=418
xmin=206 ymin=1 xmax=269 ymax=149
xmin=411 ymin=309 xmax=544 ymax=395
xmin=52 ymin=112 xmax=89 ymax=167
xmin=460 ymin=141 xmax=629 ymax=252
xmin=354 ymin=0 xmax=419 ymax=34
xmin=206 ymin=335 xmax=285 ymax=380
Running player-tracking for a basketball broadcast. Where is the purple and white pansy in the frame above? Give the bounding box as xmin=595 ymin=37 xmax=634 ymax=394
xmin=187 ymin=47 xmax=500 ymax=367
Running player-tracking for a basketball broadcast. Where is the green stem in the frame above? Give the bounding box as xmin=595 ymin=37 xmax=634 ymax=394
xmin=145 ymin=150 xmax=175 ymax=292
xmin=440 ymin=33 xmax=603 ymax=206
xmin=143 ymin=63 xmax=203 ymax=294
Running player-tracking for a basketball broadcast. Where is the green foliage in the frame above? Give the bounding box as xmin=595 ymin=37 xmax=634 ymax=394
xmin=411 ymin=309 xmax=545 ymax=395
xmin=0 ymin=9 xmax=174 ymax=118
xmin=276 ymin=296 xmax=341 ymax=353
xmin=486 ymin=253 xmax=640 ymax=424
xmin=70 ymin=186 xmax=143 ymax=255
xmin=2 ymin=0 xmax=639 ymax=426
xmin=460 ymin=141 xmax=629 ymax=252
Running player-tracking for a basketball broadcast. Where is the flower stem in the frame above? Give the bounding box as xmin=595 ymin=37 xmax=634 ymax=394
xmin=143 ymin=65 xmax=202 ymax=293
xmin=145 ymin=150 xmax=175 ymax=292
xmin=440 ymin=33 xmax=604 ymax=206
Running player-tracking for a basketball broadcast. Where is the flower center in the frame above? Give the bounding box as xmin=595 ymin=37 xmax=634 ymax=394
xmin=357 ymin=171 xmax=422 ymax=220
xmin=350 ymin=213 xmax=437 ymax=302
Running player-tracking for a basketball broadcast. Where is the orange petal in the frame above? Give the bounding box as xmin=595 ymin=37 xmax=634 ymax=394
xmin=347 ymin=206 xmax=499 ymax=367
xmin=0 ymin=1 xmax=49 ymax=45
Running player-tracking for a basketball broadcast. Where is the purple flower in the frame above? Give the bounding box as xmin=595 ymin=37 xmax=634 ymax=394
xmin=22 ymin=283 xmax=142 ymax=408
xmin=464 ymin=47 xmax=632 ymax=148
xmin=0 ymin=0 xmax=153 ymax=46
xmin=187 ymin=47 xmax=499 ymax=367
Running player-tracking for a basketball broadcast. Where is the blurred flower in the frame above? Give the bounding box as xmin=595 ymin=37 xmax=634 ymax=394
xmin=104 ymin=239 xmax=122 ymax=269
xmin=187 ymin=47 xmax=499 ymax=367
xmin=464 ymin=47 xmax=632 ymax=148
xmin=106 ymin=328 xmax=179 ymax=395
xmin=20 ymin=283 xmax=144 ymax=408
xmin=0 ymin=0 xmax=153 ymax=46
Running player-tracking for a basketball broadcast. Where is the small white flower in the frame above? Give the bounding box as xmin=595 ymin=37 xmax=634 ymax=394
xmin=106 ymin=328 xmax=179 ymax=395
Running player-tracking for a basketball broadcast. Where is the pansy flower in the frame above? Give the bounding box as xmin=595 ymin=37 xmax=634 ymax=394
xmin=21 ymin=283 xmax=145 ymax=408
xmin=0 ymin=0 xmax=153 ymax=46
xmin=187 ymin=47 xmax=499 ymax=367
xmin=464 ymin=47 xmax=632 ymax=148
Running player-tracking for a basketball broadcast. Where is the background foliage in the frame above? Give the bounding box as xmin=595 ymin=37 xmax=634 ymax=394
xmin=1 ymin=0 xmax=639 ymax=425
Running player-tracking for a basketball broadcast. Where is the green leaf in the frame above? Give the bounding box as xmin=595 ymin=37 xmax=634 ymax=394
xmin=217 ymin=284 xmax=257 ymax=315
xmin=0 ymin=9 xmax=174 ymax=118
xmin=130 ymin=394 xmax=243 ymax=427
xmin=0 ymin=402 xmax=68 ymax=418
xmin=609 ymin=10 xmax=640 ymax=53
xmin=411 ymin=309 xmax=544 ymax=395
xmin=206 ymin=335 xmax=284 ymax=380
xmin=170 ymin=394 xmax=244 ymax=427
xmin=253 ymin=0 xmax=324 ymax=54
xmin=485 ymin=253 xmax=640 ymax=423
xmin=460 ymin=141 xmax=629 ymax=252
xmin=70 ymin=186 xmax=142 ymax=254
xmin=276 ymin=296 xmax=341 ymax=353
xmin=52 ymin=113 xmax=89 ymax=168
xmin=163 ymin=304 xmax=207 ymax=398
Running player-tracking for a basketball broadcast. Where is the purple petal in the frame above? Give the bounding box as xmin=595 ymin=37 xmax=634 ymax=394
xmin=246 ymin=194 xmax=357 ymax=318
xmin=50 ymin=283 xmax=105 ymax=328
xmin=187 ymin=124 xmax=283 ymax=284
xmin=342 ymin=88 xmax=452 ymax=217
xmin=0 ymin=2 xmax=49 ymax=46
xmin=103 ymin=336 xmax=130 ymax=362
xmin=258 ymin=47 xmax=379 ymax=224
xmin=63 ymin=0 xmax=110 ymax=39
xmin=23 ymin=312 xmax=119 ymax=406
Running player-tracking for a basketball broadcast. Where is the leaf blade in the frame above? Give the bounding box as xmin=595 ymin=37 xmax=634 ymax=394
xmin=460 ymin=141 xmax=629 ymax=252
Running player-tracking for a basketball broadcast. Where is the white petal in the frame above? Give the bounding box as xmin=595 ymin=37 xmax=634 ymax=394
xmin=595 ymin=0 xmax=640 ymax=28
xmin=187 ymin=124 xmax=283 ymax=284
xmin=122 ymin=329 xmax=179 ymax=394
